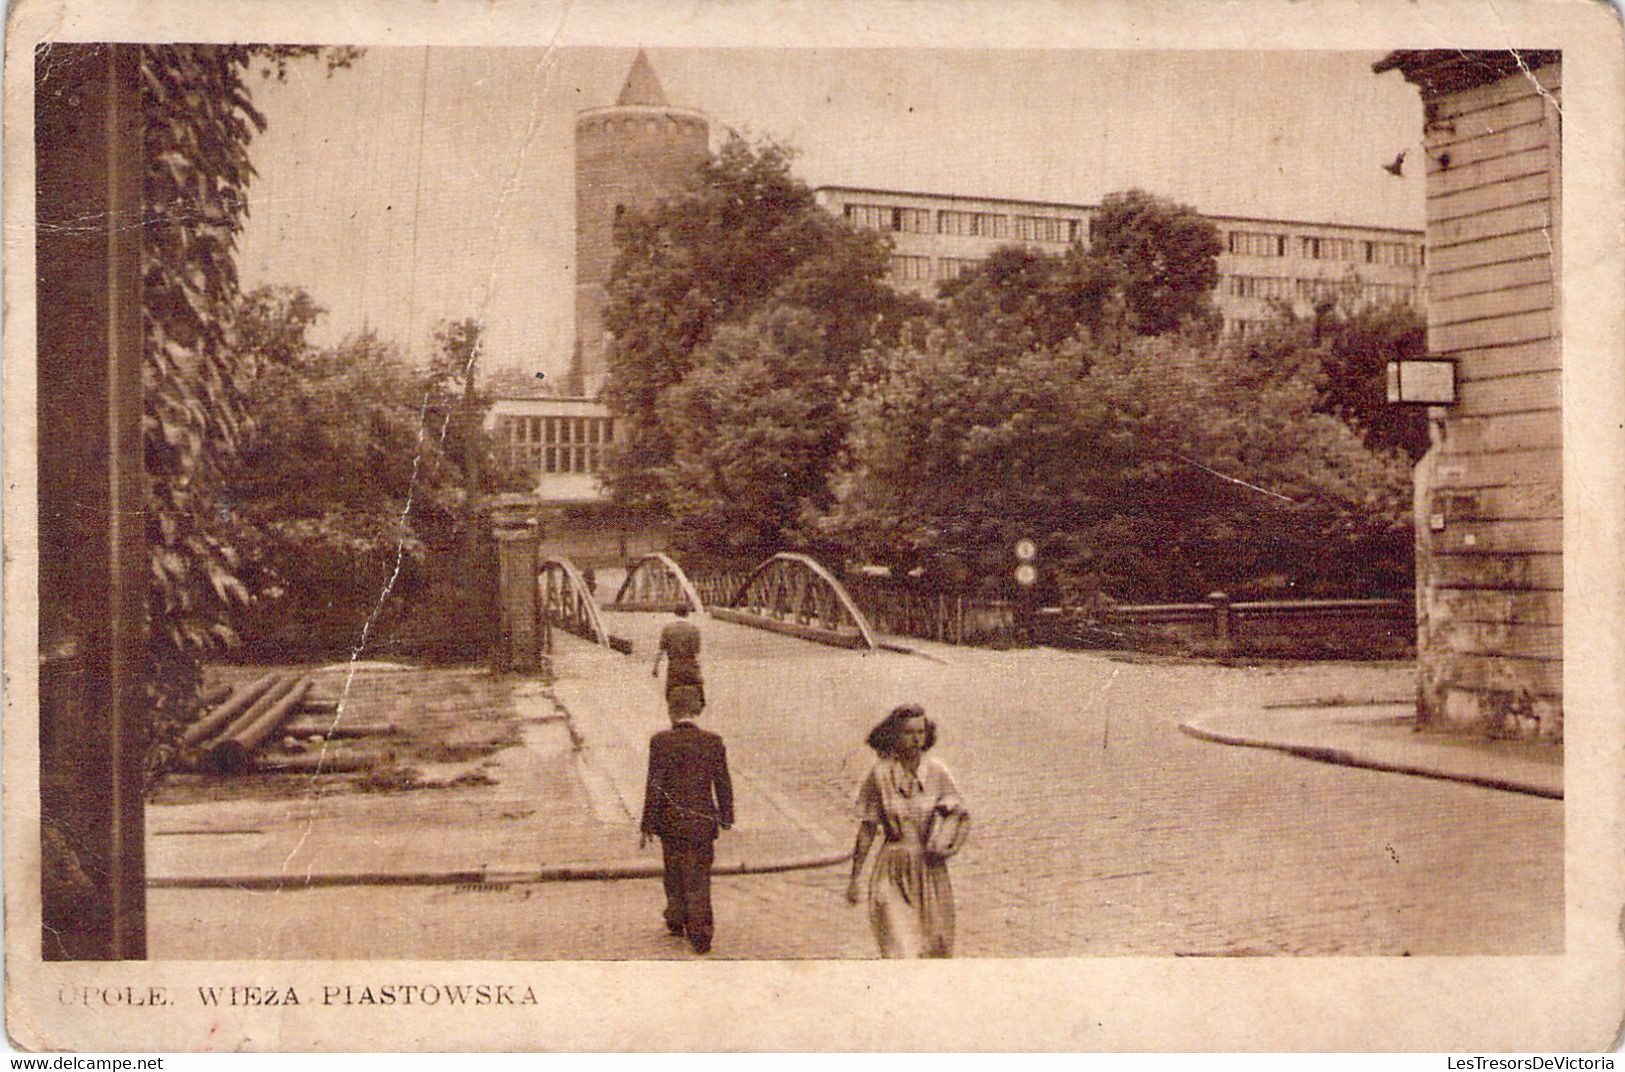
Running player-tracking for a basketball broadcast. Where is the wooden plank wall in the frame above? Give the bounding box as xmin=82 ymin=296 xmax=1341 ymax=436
xmin=1418 ymin=62 xmax=1563 ymax=737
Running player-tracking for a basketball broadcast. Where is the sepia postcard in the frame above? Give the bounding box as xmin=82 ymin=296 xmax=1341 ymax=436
xmin=5 ymin=0 xmax=1624 ymax=1053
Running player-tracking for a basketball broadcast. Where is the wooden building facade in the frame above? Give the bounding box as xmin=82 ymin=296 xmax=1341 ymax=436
xmin=1375 ymin=50 xmax=1563 ymax=739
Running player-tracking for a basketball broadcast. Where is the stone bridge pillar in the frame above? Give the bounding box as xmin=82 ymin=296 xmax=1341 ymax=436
xmin=491 ymin=498 xmax=545 ymax=672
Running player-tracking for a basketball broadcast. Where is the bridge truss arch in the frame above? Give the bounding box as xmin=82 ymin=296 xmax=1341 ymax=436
xmin=539 ymin=556 xmax=619 ymax=651
xmin=714 ymin=551 xmax=880 ymax=651
xmin=609 ymin=552 xmax=707 ymax=614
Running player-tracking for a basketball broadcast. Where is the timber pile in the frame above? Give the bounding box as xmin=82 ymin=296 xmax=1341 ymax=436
xmin=184 ymin=674 xmax=386 ymax=774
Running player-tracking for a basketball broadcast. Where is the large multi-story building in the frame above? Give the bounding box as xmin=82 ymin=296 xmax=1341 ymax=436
xmin=813 ymin=185 xmax=1427 ymax=336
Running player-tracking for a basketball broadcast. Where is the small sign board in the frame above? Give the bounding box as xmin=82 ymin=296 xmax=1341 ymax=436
xmin=1013 ymin=538 xmax=1038 ymax=562
xmin=1014 ymin=563 xmax=1039 ymax=587
xmin=1386 ymin=358 xmax=1457 ymax=405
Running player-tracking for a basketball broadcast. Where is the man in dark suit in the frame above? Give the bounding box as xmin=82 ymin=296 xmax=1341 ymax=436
xmin=639 ymin=685 xmax=733 ymax=954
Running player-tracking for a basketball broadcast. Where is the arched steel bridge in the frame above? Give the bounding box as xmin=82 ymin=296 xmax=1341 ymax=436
xmin=607 ymin=551 xmax=706 ymax=614
xmin=539 ymin=556 xmax=631 ymax=653
xmin=608 ymin=551 xmax=880 ymax=651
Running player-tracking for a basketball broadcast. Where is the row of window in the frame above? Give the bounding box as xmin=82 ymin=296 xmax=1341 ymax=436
xmin=1360 ymin=282 xmax=1419 ymax=305
xmin=895 ymin=254 xmax=1424 ymax=304
xmin=887 ymin=255 xmax=994 ymax=282
xmin=937 ymin=257 xmax=982 ymax=282
xmin=1226 ymin=275 xmax=1419 ymax=305
xmin=498 ymin=415 xmax=614 ymax=447
xmin=503 ymin=444 xmax=608 ymax=476
xmin=1228 ymin=229 xmax=1423 ymax=266
xmin=845 ymin=202 xmax=1083 ymax=243
xmin=1224 ymin=318 xmax=1279 ymax=338
xmin=936 ymin=209 xmax=1009 ymax=238
xmin=1226 ymin=275 xmax=1297 ymax=300
xmin=844 ymin=203 xmax=932 ymax=233
xmin=1013 ymin=215 xmax=1082 ymax=243
xmin=890 ymin=255 xmax=933 ymax=281
xmin=579 ymin=115 xmax=704 ymax=138
xmin=843 ymin=202 xmax=1425 ymax=268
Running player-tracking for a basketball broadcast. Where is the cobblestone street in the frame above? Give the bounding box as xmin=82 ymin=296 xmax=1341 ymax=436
xmin=151 ymin=616 xmax=1561 ymax=959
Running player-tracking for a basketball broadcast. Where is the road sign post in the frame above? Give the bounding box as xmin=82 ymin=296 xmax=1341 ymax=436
xmin=1013 ymin=538 xmax=1039 ymax=643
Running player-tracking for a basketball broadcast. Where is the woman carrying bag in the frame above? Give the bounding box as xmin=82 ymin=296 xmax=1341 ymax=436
xmin=845 ymin=704 xmax=971 ymax=958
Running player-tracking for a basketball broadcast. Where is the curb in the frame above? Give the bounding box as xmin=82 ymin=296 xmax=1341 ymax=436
xmin=147 ymin=849 xmax=851 ymax=891
xmin=1178 ymin=721 xmax=1563 ymax=800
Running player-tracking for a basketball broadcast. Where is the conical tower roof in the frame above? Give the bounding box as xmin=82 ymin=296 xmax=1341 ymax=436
xmin=616 ymin=49 xmax=668 ymax=106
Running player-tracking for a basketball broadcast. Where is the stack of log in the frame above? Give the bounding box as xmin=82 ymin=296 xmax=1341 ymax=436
xmin=183 ymin=674 xmax=395 ymax=774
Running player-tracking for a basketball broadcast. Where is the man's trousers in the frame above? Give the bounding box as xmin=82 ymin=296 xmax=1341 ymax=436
xmin=659 ymin=836 xmax=715 ymax=950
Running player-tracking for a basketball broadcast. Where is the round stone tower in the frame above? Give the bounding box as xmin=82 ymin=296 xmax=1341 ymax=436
xmin=572 ymin=50 xmax=710 ymax=396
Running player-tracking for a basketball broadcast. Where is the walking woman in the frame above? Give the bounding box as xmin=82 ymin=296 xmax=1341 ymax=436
xmin=846 ymin=704 xmax=970 ymax=958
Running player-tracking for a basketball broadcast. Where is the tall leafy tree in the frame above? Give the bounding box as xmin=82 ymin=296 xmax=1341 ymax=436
xmin=661 ymin=308 xmax=858 ymax=557
xmin=1309 ymin=302 xmax=1431 ymax=461
xmin=600 ymin=134 xmax=913 ymax=534
xmin=929 ymin=189 xmax=1223 ymax=367
xmin=1074 ymin=189 xmax=1224 ymax=337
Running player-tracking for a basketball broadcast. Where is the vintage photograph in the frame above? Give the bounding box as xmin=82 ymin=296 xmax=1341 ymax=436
xmin=8 ymin=0 xmax=1622 ymax=1052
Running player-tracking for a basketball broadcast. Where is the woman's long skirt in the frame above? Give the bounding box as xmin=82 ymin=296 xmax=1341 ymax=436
xmin=868 ymin=843 xmax=955 ymax=958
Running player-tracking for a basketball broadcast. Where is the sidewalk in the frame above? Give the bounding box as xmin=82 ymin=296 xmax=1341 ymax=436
xmin=1179 ymin=698 xmax=1563 ymax=800
xmin=147 ymin=650 xmax=848 ymax=891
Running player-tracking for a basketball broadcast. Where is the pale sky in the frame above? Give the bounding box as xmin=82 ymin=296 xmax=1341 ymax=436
xmin=236 ymin=47 xmax=1426 ymax=378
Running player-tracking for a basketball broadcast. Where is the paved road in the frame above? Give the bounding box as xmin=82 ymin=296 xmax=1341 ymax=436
xmin=151 ymin=614 xmax=1561 ymax=959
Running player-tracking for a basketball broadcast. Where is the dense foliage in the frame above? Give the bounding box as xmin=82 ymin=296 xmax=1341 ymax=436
xmin=820 ymin=329 xmax=1414 ymax=601
xmin=1080 ymin=189 xmax=1225 ymax=336
xmin=1306 ymin=303 xmax=1431 ymax=461
xmin=222 ymin=294 xmax=530 ymax=657
xmin=935 ymin=190 xmax=1224 ymax=360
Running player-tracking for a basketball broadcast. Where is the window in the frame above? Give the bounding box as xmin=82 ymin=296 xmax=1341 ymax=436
xmin=1360 ymin=282 xmax=1418 ymax=307
xmin=495 ymin=414 xmax=615 ymax=476
xmin=937 ymin=210 xmax=1008 ymax=237
xmin=1363 ymin=239 xmax=1421 ymax=266
xmin=843 ymin=203 xmax=890 ymax=231
xmin=1013 ymin=215 xmax=1070 ymax=243
xmin=937 ymin=257 xmax=982 ymax=282
xmin=1228 ymin=230 xmax=1286 ymax=257
xmin=889 ymin=254 xmax=933 ymax=282
xmin=844 ymin=202 xmax=932 ymax=233
xmin=893 ymin=206 xmax=931 ymax=233
xmin=1301 ymin=237 xmax=1358 ymax=261
xmin=1226 ymin=275 xmax=1292 ymax=300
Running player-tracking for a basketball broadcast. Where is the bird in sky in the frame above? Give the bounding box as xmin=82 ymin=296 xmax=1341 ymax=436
xmin=1382 ymin=150 xmax=1408 ymax=177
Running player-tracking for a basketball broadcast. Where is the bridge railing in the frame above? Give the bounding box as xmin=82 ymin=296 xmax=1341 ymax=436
xmin=837 ymin=574 xmax=1414 ymax=658
xmin=607 ymin=552 xmax=707 ymax=614
xmin=1043 ymin=594 xmax=1414 ymax=658
xmin=839 ymin=576 xmax=1016 ymax=646
xmin=686 ymin=568 xmax=753 ymax=609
